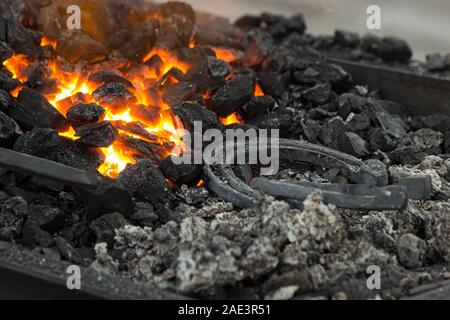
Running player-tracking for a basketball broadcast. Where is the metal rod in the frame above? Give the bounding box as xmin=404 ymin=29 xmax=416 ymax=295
xmin=328 ymin=57 xmax=450 ymax=116
xmin=0 ymin=147 xmax=104 ymax=189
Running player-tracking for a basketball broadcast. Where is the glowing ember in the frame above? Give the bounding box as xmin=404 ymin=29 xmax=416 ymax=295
xmin=197 ymin=179 xmax=204 ymax=187
xmin=143 ymin=48 xmax=190 ymax=75
xmin=40 ymin=36 xmax=57 ymax=49
xmin=220 ymin=112 xmax=242 ymax=125
xmin=3 ymin=36 xmax=264 ymax=179
xmin=212 ymin=47 xmax=243 ymax=63
xmin=98 ymin=143 xmax=136 ymax=178
xmin=3 ymin=54 xmax=30 ymax=82
xmin=3 ymin=44 xmax=187 ymax=179
xmin=254 ymin=83 xmax=264 ymax=96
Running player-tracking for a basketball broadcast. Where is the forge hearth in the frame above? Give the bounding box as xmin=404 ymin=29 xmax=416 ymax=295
xmin=1 ymin=0 xmax=450 ymax=300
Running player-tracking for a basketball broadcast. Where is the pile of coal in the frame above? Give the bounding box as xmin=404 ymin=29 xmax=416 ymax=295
xmin=0 ymin=0 xmax=449 ymax=300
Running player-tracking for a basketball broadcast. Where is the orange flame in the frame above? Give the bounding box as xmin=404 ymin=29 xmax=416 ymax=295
xmin=40 ymin=37 xmax=57 ymax=49
xmin=212 ymin=47 xmax=242 ymax=63
xmin=254 ymin=83 xmax=264 ymax=96
xmin=3 ymin=54 xmax=30 ymax=82
xmin=4 ymin=44 xmax=189 ymax=179
xmin=220 ymin=112 xmax=242 ymax=125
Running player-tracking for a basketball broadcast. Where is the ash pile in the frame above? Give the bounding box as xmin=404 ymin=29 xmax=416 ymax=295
xmin=0 ymin=0 xmax=450 ymax=300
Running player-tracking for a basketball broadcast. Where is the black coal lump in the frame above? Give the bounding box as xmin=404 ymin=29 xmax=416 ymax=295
xmin=248 ymin=109 xmax=293 ymax=135
xmin=368 ymin=100 xmax=408 ymax=139
xmin=346 ymin=112 xmax=371 ymax=132
xmin=368 ymin=127 xmax=396 ymax=152
xmin=174 ymin=101 xmax=220 ymax=132
xmin=258 ymin=13 xmax=307 ymax=39
xmin=0 ymin=69 xmax=20 ymax=92
xmin=0 ymin=41 xmax=13 ymax=62
xmin=424 ymin=53 xmax=450 ymax=72
xmin=13 ymin=128 xmax=59 ymax=159
xmin=121 ymin=20 xmax=158 ymax=61
xmin=22 ymin=204 xmax=66 ymax=248
xmin=90 ymin=212 xmax=127 ymax=247
xmin=130 ymin=202 xmax=158 ymax=228
xmin=66 ymin=103 xmax=105 ymax=128
xmin=241 ymin=95 xmax=276 ymax=118
xmin=258 ymin=71 xmax=290 ymax=98
xmin=0 ymin=196 xmax=27 ymax=241
xmin=209 ymin=75 xmax=253 ymax=117
xmin=361 ymin=34 xmax=382 ymax=55
xmin=337 ymin=132 xmax=370 ymax=158
xmin=319 ymin=116 xmax=348 ymax=148
xmin=445 ymin=130 xmax=450 ymax=153
xmin=0 ymin=110 xmax=22 ymax=147
xmin=88 ymin=71 xmax=134 ymax=88
xmin=388 ymin=146 xmax=428 ymax=166
xmin=241 ymin=28 xmax=274 ymax=67
xmin=2 ymin=17 xmax=38 ymax=59
xmin=162 ymin=82 xmax=197 ymax=108
xmin=159 ymin=155 xmax=202 ymax=185
xmin=56 ymin=137 xmax=104 ymax=170
xmin=315 ymin=61 xmax=352 ymax=90
xmin=117 ymin=159 xmax=171 ymax=204
xmin=302 ymin=82 xmax=332 ymax=104
xmin=208 ymin=56 xmax=230 ymax=78
xmin=75 ymin=181 xmax=135 ymax=219
xmin=9 ymin=88 xmax=68 ymax=131
xmin=337 ymin=93 xmax=365 ymax=119
xmin=0 ymin=89 xmax=12 ymax=112
xmin=378 ymin=36 xmax=412 ymax=63
xmin=300 ymin=119 xmax=322 ymax=143
xmin=92 ymin=82 xmax=137 ymax=112
xmin=75 ymin=121 xmax=118 ymax=148
xmin=156 ymin=14 xmax=194 ymax=50
xmin=158 ymin=1 xmax=196 ymax=23
xmin=334 ymin=30 xmax=360 ymax=48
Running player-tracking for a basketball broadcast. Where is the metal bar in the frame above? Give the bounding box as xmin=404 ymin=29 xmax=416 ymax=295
xmin=251 ymin=177 xmax=408 ymax=210
xmin=0 ymin=241 xmax=187 ymax=300
xmin=328 ymin=57 xmax=450 ymax=116
xmin=0 ymin=147 xmax=104 ymax=188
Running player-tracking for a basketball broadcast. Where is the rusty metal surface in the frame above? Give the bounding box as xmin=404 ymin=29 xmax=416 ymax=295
xmin=329 ymin=57 xmax=450 ymax=116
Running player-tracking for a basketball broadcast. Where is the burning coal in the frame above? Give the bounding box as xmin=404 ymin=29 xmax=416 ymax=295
xmin=1 ymin=0 xmax=258 ymax=179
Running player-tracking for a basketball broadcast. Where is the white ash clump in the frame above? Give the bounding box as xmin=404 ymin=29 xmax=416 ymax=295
xmin=347 ymin=210 xmax=399 ymax=253
xmin=397 ymin=128 xmax=443 ymax=150
xmin=92 ymin=193 xmax=348 ymax=296
xmin=446 ymin=158 xmax=450 ymax=179
xmin=396 ymin=233 xmax=427 ymax=269
xmin=275 ymin=169 xmax=330 ymax=184
xmin=174 ymin=185 xmax=234 ymax=219
xmin=299 ymin=193 xmax=346 ymax=252
xmin=91 ymin=242 xmax=119 ymax=275
xmin=90 ymin=187 xmax=449 ymax=299
xmin=175 ymin=184 xmax=210 ymax=206
xmin=321 ymin=238 xmax=395 ymax=280
xmin=389 ymin=155 xmax=449 ymax=194
xmin=428 ymin=202 xmax=450 ymax=262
